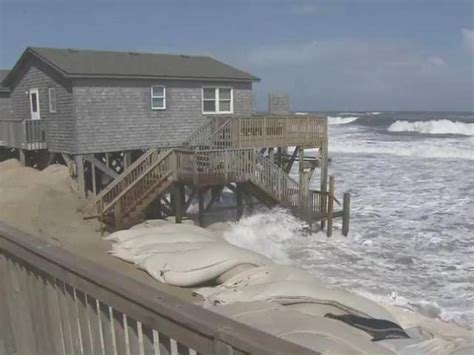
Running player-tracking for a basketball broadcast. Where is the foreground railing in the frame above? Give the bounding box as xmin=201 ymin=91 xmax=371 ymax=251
xmin=0 ymin=119 xmax=46 ymax=149
xmin=0 ymin=222 xmax=317 ymax=355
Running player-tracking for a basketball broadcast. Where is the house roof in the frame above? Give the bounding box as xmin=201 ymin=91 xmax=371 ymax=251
xmin=3 ymin=47 xmax=260 ymax=85
xmin=0 ymin=70 xmax=10 ymax=92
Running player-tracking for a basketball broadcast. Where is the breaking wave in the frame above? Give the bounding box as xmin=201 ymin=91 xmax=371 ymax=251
xmin=388 ymin=119 xmax=474 ymax=136
xmin=328 ymin=116 xmax=359 ymax=125
xmin=330 ymin=141 xmax=474 ymax=160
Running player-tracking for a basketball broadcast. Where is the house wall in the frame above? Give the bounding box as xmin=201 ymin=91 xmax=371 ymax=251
xmin=8 ymin=56 xmax=76 ymax=153
xmin=0 ymin=93 xmax=11 ymax=119
xmin=73 ymin=79 xmax=253 ymax=154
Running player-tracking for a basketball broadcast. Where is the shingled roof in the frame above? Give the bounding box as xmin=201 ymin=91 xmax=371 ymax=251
xmin=3 ymin=47 xmax=259 ymax=85
xmin=0 ymin=70 xmax=10 ymax=92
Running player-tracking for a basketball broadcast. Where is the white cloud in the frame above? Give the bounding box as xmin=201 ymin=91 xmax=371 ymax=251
xmin=461 ymin=28 xmax=474 ymax=57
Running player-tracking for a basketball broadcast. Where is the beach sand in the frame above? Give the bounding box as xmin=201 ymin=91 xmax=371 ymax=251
xmin=0 ymin=159 xmax=197 ymax=302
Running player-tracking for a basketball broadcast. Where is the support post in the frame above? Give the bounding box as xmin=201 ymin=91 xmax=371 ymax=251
xmin=327 ymin=176 xmax=335 ymax=237
xmin=123 ymin=152 xmax=132 ymax=169
xmin=342 ymin=192 xmax=351 ymax=237
xmin=114 ymin=199 xmax=123 ymax=230
xmin=174 ymin=184 xmax=184 ymax=224
xmin=320 ymin=142 xmax=328 ymax=230
xmin=91 ymin=162 xmax=97 ymax=196
xmin=74 ymin=155 xmax=87 ymax=198
xmin=198 ymin=189 xmax=205 ymax=227
xmin=268 ymin=148 xmax=274 ymax=164
xmin=19 ymin=149 xmax=26 ymax=166
xmin=236 ymin=184 xmax=243 ymax=220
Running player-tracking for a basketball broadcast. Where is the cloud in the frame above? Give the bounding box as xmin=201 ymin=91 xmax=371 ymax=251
xmin=223 ymin=39 xmax=472 ymax=111
xmin=461 ymin=28 xmax=474 ymax=57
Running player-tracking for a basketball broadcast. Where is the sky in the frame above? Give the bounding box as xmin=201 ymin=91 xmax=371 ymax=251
xmin=0 ymin=0 xmax=473 ymax=112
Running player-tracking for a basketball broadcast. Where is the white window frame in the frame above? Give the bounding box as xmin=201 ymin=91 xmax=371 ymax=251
xmin=151 ymin=85 xmax=166 ymax=110
xmin=202 ymin=87 xmax=233 ymax=114
xmin=48 ymin=87 xmax=57 ymax=113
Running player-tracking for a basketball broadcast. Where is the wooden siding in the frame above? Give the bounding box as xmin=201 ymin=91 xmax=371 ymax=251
xmin=8 ymin=56 xmax=76 ymax=153
xmin=0 ymin=93 xmax=12 ymax=120
xmin=73 ymin=79 xmax=253 ymax=154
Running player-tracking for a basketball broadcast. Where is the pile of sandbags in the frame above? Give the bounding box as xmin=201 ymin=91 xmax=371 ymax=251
xmin=105 ymin=223 xmax=272 ymax=286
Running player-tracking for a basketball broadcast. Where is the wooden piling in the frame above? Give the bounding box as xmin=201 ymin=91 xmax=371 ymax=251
xmin=327 ymin=176 xmax=335 ymax=237
xmin=198 ymin=189 xmax=205 ymax=227
xmin=19 ymin=149 xmax=26 ymax=166
xmin=342 ymin=192 xmax=351 ymax=236
xmin=320 ymin=143 xmax=328 ymax=230
xmin=236 ymin=184 xmax=243 ymax=220
xmin=114 ymin=199 xmax=123 ymax=230
xmin=174 ymin=184 xmax=183 ymax=224
xmin=74 ymin=155 xmax=87 ymax=198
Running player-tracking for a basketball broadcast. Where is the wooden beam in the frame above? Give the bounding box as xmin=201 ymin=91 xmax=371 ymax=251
xmin=236 ymin=184 xmax=243 ymax=220
xmin=83 ymin=155 xmax=119 ymax=179
xmin=342 ymin=192 xmax=351 ymax=237
xmin=327 ymin=176 xmax=335 ymax=237
xmin=198 ymin=189 xmax=205 ymax=227
xmin=205 ymin=186 xmax=224 ymax=212
xmin=174 ymin=184 xmax=184 ymax=224
xmin=284 ymin=147 xmax=299 ymax=173
xmin=19 ymin=149 xmax=26 ymax=166
xmin=74 ymin=155 xmax=87 ymax=198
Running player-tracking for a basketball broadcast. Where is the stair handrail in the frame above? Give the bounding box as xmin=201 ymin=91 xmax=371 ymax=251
xmin=252 ymin=150 xmax=300 ymax=208
xmin=100 ymin=149 xmax=174 ymax=214
xmin=82 ymin=148 xmax=162 ymax=216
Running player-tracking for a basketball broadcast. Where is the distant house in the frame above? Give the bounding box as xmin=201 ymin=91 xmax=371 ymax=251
xmin=0 ymin=47 xmax=259 ymax=154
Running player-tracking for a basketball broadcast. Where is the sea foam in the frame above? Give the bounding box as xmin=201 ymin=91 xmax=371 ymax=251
xmin=327 ymin=116 xmax=359 ymax=125
xmin=388 ymin=119 xmax=474 ymax=136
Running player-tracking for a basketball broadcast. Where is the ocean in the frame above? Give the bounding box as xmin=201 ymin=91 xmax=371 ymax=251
xmin=224 ymin=111 xmax=474 ymax=329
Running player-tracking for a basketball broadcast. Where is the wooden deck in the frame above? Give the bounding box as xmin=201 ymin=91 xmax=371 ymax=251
xmin=187 ymin=115 xmax=327 ymax=149
xmin=0 ymin=119 xmax=47 ymax=150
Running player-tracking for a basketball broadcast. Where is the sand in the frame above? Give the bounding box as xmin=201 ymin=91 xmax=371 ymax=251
xmin=0 ymin=159 xmax=196 ymax=302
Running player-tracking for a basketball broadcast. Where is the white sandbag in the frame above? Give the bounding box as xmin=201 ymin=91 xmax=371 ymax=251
xmin=205 ymin=280 xmax=397 ymax=322
xmin=111 ymin=241 xmax=220 ymax=264
xmin=210 ymin=301 xmax=394 ymax=354
xmin=195 ymin=265 xmax=318 ymax=298
xmin=138 ymin=243 xmax=272 ymax=287
xmin=105 ymin=223 xmax=218 ymax=243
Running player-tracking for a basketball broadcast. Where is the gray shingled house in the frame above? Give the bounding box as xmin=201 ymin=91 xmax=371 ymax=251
xmin=0 ymin=46 xmax=347 ymax=235
xmin=0 ymin=47 xmax=259 ymax=157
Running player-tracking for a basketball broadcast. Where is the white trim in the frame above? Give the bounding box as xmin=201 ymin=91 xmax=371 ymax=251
xmin=151 ymin=85 xmax=166 ymax=110
xmin=29 ymin=88 xmax=40 ymax=120
xmin=201 ymin=87 xmax=233 ymax=114
xmin=48 ymin=87 xmax=57 ymax=113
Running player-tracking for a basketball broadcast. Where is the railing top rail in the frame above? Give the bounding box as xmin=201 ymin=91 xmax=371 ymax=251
xmin=0 ymin=222 xmax=318 ymax=355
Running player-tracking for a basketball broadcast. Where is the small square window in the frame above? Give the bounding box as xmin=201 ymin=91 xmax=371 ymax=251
xmin=151 ymin=85 xmax=166 ymax=110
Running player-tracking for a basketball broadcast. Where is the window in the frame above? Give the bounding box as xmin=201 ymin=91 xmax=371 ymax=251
xmin=48 ymin=87 xmax=57 ymax=113
xmin=151 ymin=85 xmax=166 ymax=110
xmin=202 ymin=87 xmax=233 ymax=114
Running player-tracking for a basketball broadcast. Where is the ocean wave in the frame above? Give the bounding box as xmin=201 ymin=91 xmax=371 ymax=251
xmin=328 ymin=116 xmax=359 ymax=125
xmin=330 ymin=141 xmax=474 ymax=160
xmin=388 ymin=119 xmax=474 ymax=136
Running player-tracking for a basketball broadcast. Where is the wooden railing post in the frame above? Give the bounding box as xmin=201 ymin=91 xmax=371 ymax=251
xmin=342 ymin=192 xmax=351 ymax=237
xmin=327 ymin=176 xmax=335 ymax=237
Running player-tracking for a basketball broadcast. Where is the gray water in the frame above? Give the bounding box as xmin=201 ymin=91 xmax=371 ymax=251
xmin=225 ymin=112 xmax=474 ymax=329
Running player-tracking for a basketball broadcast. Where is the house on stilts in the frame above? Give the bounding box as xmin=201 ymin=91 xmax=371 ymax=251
xmin=0 ymin=47 xmax=350 ymax=235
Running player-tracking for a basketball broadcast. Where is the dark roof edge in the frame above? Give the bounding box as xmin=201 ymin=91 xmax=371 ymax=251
xmin=69 ymin=73 xmax=260 ymax=82
xmin=2 ymin=47 xmax=260 ymax=86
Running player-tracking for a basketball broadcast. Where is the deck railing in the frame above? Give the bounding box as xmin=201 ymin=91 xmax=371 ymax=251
xmin=187 ymin=115 xmax=327 ymax=150
xmin=0 ymin=119 xmax=46 ymax=149
xmin=0 ymin=222 xmax=317 ymax=355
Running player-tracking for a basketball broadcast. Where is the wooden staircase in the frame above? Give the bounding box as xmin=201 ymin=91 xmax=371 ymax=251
xmin=82 ymin=115 xmax=347 ymax=232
